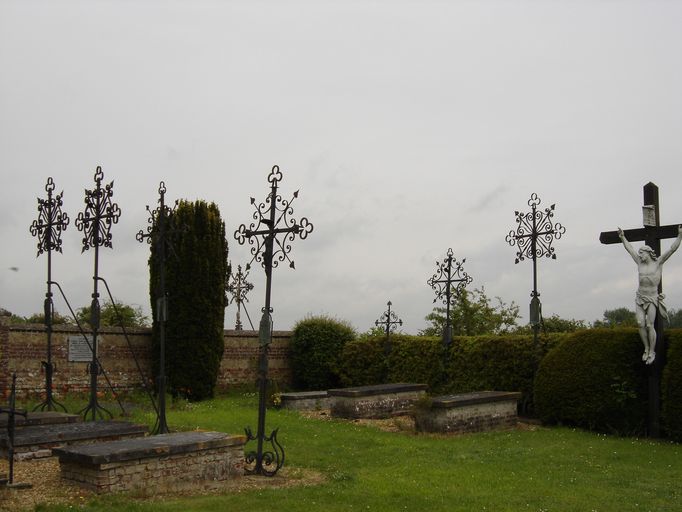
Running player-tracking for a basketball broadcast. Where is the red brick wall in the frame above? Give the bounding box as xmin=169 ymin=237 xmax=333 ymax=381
xmin=0 ymin=324 xmax=291 ymax=399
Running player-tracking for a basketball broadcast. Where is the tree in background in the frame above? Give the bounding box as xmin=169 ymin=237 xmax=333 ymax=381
xmin=150 ymin=200 xmax=228 ymax=401
xmin=593 ymin=308 xmax=638 ymax=328
xmin=7 ymin=311 xmax=74 ymax=325
xmin=75 ymin=300 xmax=149 ymax=328
xmin=668 ymin=309 xmax=682 ymax=328
xmin=420 ymin=287 xmax=521 ymax=336
xmin=513 ymin=314 xmax=588 ymax=334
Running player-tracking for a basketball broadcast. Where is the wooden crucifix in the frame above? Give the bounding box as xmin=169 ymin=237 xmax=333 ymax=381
xmin=599 ymin=182 xmax=682 ymax=437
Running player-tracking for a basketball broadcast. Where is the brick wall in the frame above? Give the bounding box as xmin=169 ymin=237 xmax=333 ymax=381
xmin=0 ymin=324 xmax=292 ymax=399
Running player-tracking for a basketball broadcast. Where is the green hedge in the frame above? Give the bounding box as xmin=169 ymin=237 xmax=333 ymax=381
xmin=290 ymin=316 xmax=356 ymax=391
xmin=338 ymin=333 xmax=565 ymax=407
xmin=534 ymin=328 xmax=647 ymax=435
xmin=662 ymin=330 xmax=682 ymax=441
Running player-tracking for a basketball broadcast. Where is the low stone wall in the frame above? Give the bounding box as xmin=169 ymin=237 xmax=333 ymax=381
xmin=328 ymin=383 xmax=427 ymax=419
xmin=53 ymin=432 xmax=245 ymax=494
xmin=0 ymin=319 xmax=292 ymax=398
xmin=414 ymin=391 xmax=521 ymax=434
xmin=280 ymin=391 xmax=330 ymax=411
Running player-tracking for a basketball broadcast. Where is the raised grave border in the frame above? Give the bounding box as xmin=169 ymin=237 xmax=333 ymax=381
xmin=0 ymin=420 xmax=148 ymax=460
xmin=413 ymin=391 xmax=522 ymax=434
xmin=279 ymin=391 xmax=329 ymax=411
xmin=53 ymin=431 xmax=246 ymax=495
xmin=328 ymin=383 xmax=427 ymax=419
xmin=0 ymin=411 xmax=80 ymax=428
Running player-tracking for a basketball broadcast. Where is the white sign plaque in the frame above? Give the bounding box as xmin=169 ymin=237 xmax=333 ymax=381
xmin=67 ymin=335 xmax=95 ymax=362
xmin=642 ymin=205 xmax=656 ymax=227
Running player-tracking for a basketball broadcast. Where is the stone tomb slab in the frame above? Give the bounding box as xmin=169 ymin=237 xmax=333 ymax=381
xmin=328 ymin=383 xmax=427 ymax=419
xmin=280 ymin=391 xmax=329 ymax=411
xmin=414 ymin=391 xmax=522 ymax=434
xmin=0 ymin=411 xmax=80 ymax=428
xmin=0 ymin=420 xmax=148 ymax=460
xmin=53 ymin=431 xmax=246 ymax=495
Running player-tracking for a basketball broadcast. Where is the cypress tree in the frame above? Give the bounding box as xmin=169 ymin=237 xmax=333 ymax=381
xmin=149 ymin=200 xmax=228 ymax=401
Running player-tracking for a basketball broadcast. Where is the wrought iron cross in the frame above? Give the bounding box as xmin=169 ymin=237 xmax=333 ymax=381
xmin=29 ymin=177 xmax=69 ymax=412
xmin=75 ymin=166 xmax=121 ymax=421
xmin=375 ymin=301 xmax=403 ymax=355
xmin=234 ymin=164 xmax=313 ymax=477
xmin=506 ymin=193 xmax=565 ymax=345
xmin=137 ymin=181 xmax=178 ymax=435
xmin=427 ymin=248 xmax=473 ymax=348
xmin=226 ymin=264 xmax=254 ymax=330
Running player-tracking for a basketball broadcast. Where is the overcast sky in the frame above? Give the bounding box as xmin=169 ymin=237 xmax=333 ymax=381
xmin=2 ymin=0 xmax=682 ymax=334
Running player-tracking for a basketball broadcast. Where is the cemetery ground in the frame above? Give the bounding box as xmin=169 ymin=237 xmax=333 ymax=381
xmin=1 ymin=390 xmax=681 ymax=512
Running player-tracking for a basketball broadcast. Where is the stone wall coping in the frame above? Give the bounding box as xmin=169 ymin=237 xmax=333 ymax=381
xmin=9 ymin=324 xmax=292 ymax=338
xmin=1 ymin=420 xmax=148 ymax=447
xmin=430 ymin=391 xmax=522 ymax=409
xmin=280 ymin=391 xmax=328 ymax=400
xmin=53 ymin=431 xmax=246 ymax=465
xmin=328 ymin=383 xmax=427 ymax=397
xmin=0 ymin=411 xmax=80 ymax=428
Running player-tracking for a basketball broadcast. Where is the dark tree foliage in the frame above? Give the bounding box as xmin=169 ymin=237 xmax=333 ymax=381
xmin=76 ymin=301 xmax=149 ymax=328
xmin=592 ymin=308 xmax=638 ymax=328
xmin=662 ymin=330 xmax=682 ymax=441
xmin=150 ymin=200 xmax=228 ymax=401
xmin=514 ymin=314 xmax=588 ymax=334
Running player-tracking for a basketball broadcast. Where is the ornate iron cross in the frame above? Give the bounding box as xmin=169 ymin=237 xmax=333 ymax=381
xmin=137 ymin=181 xmax=178 ymax=435
xmin=234 ymin=164 xmax=313 ymax=477
xmin=427 ymin=248 xmax=473 ymax=347
xmin=29 ymin=177 xmax=69 ymax=412
xmin=226 ymin=264 xmax=254 ymax=330
xmin=75 ymin=166 xmax=120 ymax=421
xmin=505 ymin=193 xmax=564 ymax=344
xmin=375 ymin=301 xmax=403 ymax=355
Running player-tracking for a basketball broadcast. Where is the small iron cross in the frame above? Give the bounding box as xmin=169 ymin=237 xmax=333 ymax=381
xmin=226 ymin=264 xmax=254 ymax=330
xmin=428 ymin=248 xmax=473 ymax=347
xmin=30 ymin=177 xmax=69 ymax=257
xmin=375 ymin=301 xmax=403 ymax=355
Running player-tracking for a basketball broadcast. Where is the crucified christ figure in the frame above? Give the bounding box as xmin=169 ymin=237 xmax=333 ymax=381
xmin=618 ymin=225 xmax=682 ymax=364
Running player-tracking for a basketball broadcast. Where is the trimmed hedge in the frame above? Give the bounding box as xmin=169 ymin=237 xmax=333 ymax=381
xmin=662 ymin=330 xmax=682 ymax=441
xmin=338 ymin=333 xmax=565 ymax=408
xmin=534 ymin=328 xmax=647 ymax=435
xmin=290 ymin=316 xmax=356 ymax=391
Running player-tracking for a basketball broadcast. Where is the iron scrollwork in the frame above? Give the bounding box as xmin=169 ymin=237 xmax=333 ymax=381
xmin=505 ymin=193 xmax=565 ymax=264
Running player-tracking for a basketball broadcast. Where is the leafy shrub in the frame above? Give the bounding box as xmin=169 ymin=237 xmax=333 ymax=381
xmin=662 ymin=330 xmax=682 ymax=441
xmin=337 ymin=334 xmax=387 ymax=387
xmin=338 ymin=333 xmax=565 ymax=409
xmin=534 ymin=328 xmax=647 ymax=435
xmin=290 ymin=316 xmax=356 ymax=390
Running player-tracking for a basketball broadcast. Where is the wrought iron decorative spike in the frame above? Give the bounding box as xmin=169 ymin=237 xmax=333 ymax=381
xmin=427 ymin=248 xmax=473 ymax=348
xmin=29 ymin=177 xmax=69 ymax=413
xmin=233 ymin=164 xmax=313 ymax=477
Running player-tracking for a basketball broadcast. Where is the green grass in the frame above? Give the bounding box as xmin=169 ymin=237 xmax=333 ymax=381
xmin=23 ymin=391 xmax=682 ymax=512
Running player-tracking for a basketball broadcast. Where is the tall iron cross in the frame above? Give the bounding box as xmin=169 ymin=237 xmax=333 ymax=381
xmin=427 ymin=248 xmax=473 ymax=347
xmin=599 ymin=181 xmax=681 ymax=437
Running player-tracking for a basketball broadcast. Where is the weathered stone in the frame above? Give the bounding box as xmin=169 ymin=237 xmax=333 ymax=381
xmin=414 ymin=391 xmax=521 ymax=434
xmin=280 ymin=391 xmax=329 ymax=411
xmin=328 ymin=383 xmax=427 ymax=419
xmin=53 ymin=432 xmax=246 ymax=495
xmin=0 ymin=420 xmax=148 ymax=460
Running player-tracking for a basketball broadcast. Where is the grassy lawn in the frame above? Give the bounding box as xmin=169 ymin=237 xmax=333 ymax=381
xmin=22 ymin=391 xmax=682 ymax=512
